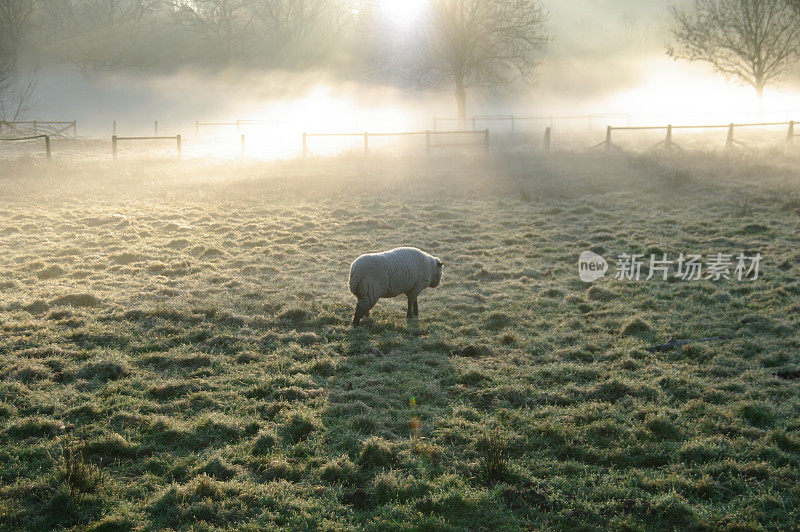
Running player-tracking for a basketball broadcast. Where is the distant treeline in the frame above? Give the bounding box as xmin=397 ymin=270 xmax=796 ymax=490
xmin=6 ymin=0 xmax=360 ymax=77
xmin=1 ymin=0 xmax=550 ymax=125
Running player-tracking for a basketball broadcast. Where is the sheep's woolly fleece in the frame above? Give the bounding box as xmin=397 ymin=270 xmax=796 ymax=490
xmin=349 ymin=247 xmax=442 ymax=321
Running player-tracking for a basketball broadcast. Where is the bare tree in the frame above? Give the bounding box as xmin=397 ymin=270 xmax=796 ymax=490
xmin=43 ymin=0 xmax=156 ymax=79
xmin=374 ymin=0 xmax=548 ymax=128
xmin=668 ymin=0 xmax=800 ymax=97
xmin=170 ymin=0 xmax=256 ymax=64
xmin=0 ymin=0 xmax=37 ymax=120
xmin=251 ymin=0 xmax=349 ymax=68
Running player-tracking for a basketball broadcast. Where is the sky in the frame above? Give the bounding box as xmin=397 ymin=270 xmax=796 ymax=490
xmin=24 ymin=0 xmax=800 ymax=136
xmin=523 ymin=0 xmax=800 ymax=120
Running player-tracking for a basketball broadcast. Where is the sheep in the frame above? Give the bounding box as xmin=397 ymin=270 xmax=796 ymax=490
xmin=348 ymin=247 xmax=443 ymax=326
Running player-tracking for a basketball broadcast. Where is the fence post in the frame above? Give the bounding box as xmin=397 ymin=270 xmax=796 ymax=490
xmin=544 ymin=127 xmax=551 ymax=153
xmin=484 ymin=129 xmax=490 ymax=152
xmin=44 ymin=136 xmax=51 ymax=159
xmin=605 ymin=126 xmax=612 ymax=150
xmin=241 ymin=134 xmax=245 ymax=158
xmin=787 ymin=121 xmax=794 ymax=146
xmin=302 ymin=133 xmax=307 ymax=157
xmin=726 ymin=123 xmax=735 ymax=149
xmin=112 ymin=121 xmax=116 ymax=136
xmin=155 ymin=121 xmax=158 ymax=136
xmin=426 ymin=130 xmax=431 ymax=156
xmin=112 ymin=135 xmax=118 ymax=159
xmin=195 ymin=121 xmax=199 ymax=136
xmin=176 ymin=134 xmax=181 ymax=159
xmin=33 ymin=120 xmax=37 ymax=135
xmin=72 ymin=121 xmax=77 ymax=138
xmin=665 ymin=125 xmax=672 ymax=151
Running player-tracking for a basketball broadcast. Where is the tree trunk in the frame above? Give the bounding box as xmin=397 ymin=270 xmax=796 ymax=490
xmin=754 ymin=76 xmax=765 ymax=121
xmin=755 ymin=79 xmax=764 ymax=98
xmin=455 ymin=81 xmax=467 ymax=130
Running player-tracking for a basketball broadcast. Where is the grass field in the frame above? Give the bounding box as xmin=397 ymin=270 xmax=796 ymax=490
xmin=0 ymin=150 xmax=798 ymax=530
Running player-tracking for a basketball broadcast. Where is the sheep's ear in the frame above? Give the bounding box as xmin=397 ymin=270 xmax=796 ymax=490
xmin=436 ymin=260 xmax=443 ymax=267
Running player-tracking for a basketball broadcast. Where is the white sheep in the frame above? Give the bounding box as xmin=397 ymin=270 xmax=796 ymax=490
xmin=348 ymin=247 xmax=443 ymax=326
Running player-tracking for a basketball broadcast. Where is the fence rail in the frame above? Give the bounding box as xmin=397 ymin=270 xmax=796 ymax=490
xmin=196 ymin=119 xmax=279 ymax=135
xmin=112 ymin=121 xmax=170 ymax=137
xmin=595 ymin=120 xmax=798 ymax=151
xmin=433 ymin=113 xmax=631 ymax=131
xmin=112 ymin=135 xmax=182 ymax=159
xmin=1 ymin=121 xmax=76 ymax=139
xmin=0 ymin=135 xmax=51 ymax=158
xmin=302 ymin=129 xmax=489 ymax=157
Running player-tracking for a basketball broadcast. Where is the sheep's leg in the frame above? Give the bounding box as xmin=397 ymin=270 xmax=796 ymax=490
xmin=413 ymin=299 xmax=419 ymax=317
xmin=353 ymin=294 xmax=377 ymax=326
xmin=406 ymin=284 xmax=424 ymax=320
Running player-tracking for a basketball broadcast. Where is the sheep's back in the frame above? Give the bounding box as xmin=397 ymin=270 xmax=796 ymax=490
xmin=350 ymin=248 xmax=427 ymax=298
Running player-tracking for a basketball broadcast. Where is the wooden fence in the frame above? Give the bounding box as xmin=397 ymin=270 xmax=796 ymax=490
xmin=1 ymin=121 xmax=76 ymax=139
xmin=0 ymin=135 xmax=51 ymax=158
xmin=433 ymin=113 xmax=631 ymax=132
xmin=112 ymin=135 xmax=182 ymax=159
xmin=594 ymin=121 xmax=799 ymax=151
xmin=195 ymin=119 xmax=277 ymax=135
xmin=112 ymin=121 xmax=164 ymax=137
xmin=301 ymin=129 xmax=490 ymax=157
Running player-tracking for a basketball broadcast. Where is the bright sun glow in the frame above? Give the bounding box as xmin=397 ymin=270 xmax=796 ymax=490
xmin=597 ymin=60 xmax=800 ymax=125
xmin=379 ymin=0 xmax=428 ymax=26
xmin=188 ymin=84 xmax=434 ymax=160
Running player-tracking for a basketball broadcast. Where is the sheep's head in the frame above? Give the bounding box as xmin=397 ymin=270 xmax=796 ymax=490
xmin=430 ymin=258 xmax=443 ymax=287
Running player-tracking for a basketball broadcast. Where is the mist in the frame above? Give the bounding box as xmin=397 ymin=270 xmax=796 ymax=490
xmin=6 ymin=1 xmax=798 ymax=135
xmin=18 ymin=0 xmax=800 ymax=134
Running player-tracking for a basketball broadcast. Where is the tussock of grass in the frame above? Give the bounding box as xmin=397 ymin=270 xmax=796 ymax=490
xmin=476 ymin=426 xmax=510 ymax=481
xmin=320 ymin=455 xmax=360 ymax=485
xmin=82 ymin=433 xmax=138 ymax=459
xmin=279 ymin=409 xmax=322 ymax=443
xmin=358 ymin=437 xmax=397 ymax=469
xmin=276 ymin=307 xmax=311 ymax=325
xmin=56 ymin=445 xmax=104 ymax=495
xmin=195 ymin=456 xmax=237 ymax=480
xmin=484 ymin=312 xmax=513 ymax=331
xmin=193 ymin=413 xmax=244 ymax=444
xmin=620 ymin=317 xmax=653 ymax=337
xmin=148 ymin=379 xmax=196 ymax=399
xmin=50 ymin=293 xmax=101 ymax=308
xmin=6 ymin=417 xmax=66 ymax=438
xmin=456 ymin=369 xmax=491 ymax=385
xmin=739 ymin=401 xmax=775 ymax=427
xmin=586 ymin=285 xmax=612 ymax=301
xmin=77 ymin=355 xmax=129 ymax=382
xmin=2 ymin=360 xmax=52 ymax=382
xmin=254 ymin=457 xmax=301 ymax=481
xmin=252 ymin=430 xmax=279 ymax=455
xmin=23 ymin=299 xmax=50 ymax=314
